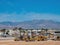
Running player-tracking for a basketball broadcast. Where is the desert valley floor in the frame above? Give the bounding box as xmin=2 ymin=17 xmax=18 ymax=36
xmin=0 ymin=40 xmax=60 ymax=45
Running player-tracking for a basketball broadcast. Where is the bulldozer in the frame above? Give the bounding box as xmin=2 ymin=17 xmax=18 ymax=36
xmin=23 ymin=31 xmax=47 ymax=41
xmin=56 ymin=36 xmax=60 ymax=41
xmin=35 ymin=35 xmax=47 ymax=41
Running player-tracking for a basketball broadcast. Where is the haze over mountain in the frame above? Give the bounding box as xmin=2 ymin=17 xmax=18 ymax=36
xmin=0 ymin=0 xmax=60 ymax=30
xmin=0 ymin=20 xmax=60 ymax=30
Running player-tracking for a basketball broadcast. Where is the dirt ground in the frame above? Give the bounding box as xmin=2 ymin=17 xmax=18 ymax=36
xmin=0 ymin=40 xmax=60 ymax=45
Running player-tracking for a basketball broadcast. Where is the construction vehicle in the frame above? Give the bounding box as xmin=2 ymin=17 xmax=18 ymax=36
xmin=36 ymin=35 xmax=47 ymax=41
xmin=56 ymin=36 xmax=60 ymax=41
xmin=14 ymin=29 xmax=48 ymax=41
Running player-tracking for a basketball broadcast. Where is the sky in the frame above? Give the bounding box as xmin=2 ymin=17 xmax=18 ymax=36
xmin=0 ymin=0 xmax=60 ymax=22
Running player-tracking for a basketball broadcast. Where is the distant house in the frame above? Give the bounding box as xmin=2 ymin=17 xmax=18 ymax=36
xmin=0 ymin=30 xmax=4 ymax=36
xmin=54 ymin=30 xmax=60 ymax=36
xmin=0 ymin=29 xmax=7 ymax=37
xmin=0 ymin=29 xmax=20 ymax=37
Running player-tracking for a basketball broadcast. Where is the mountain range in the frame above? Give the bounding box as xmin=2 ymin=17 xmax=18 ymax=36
xmin=0 ymin=20 xmax=60 ymax=30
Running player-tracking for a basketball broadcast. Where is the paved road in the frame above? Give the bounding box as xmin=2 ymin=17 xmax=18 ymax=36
xmin=0 ymin=37 xmax=14 ymax=40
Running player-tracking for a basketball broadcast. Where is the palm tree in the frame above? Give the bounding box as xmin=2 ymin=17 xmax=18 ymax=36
xmin=30 ymin=29 xmax=33 ymax=37
xmin=41 ymin=28 xmax=48 ymax=36
xmin=45 ymin=29 xmax=48 ymax=36
xmin=18 ymin=27 xmax=22 ymax=37
xmin=13 ymin=27 xmax=18 ymax=30
xmin=13 ymin=27 xmax=18 ymax=37
xmin=45 ymin=29 xmax=48 ymax=33
xmin=1 ymin=29 xmax=6 ymax=34
xmin=1 ymin=29 xmax=6 ymax=37
xmin=41 ymin=28 xmax=45 ymax=35
xmin=41 ymin=28 xmax=45 ymax=30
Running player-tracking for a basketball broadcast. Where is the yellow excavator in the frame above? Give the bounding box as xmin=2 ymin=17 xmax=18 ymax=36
xmin=14 ymin=30 xmax=48 ymax=41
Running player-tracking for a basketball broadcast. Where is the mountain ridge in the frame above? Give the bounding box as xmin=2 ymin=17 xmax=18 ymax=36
xmin=0 ymin=20 xmax=60 ymax=30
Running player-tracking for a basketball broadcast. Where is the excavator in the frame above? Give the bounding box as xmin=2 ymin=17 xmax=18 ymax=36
xmin=14 ymin=29 xmax=47 ymax=41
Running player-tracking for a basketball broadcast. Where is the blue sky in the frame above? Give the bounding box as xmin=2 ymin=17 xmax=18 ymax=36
xmin=0 ymin=0 xmax=60 ymax=22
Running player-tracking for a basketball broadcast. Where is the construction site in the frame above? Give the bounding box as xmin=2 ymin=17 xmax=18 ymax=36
xmin=0 ymin=28 xmax=60 ymax=45
xmin=12 ymin=28 xmax=60 ymax=41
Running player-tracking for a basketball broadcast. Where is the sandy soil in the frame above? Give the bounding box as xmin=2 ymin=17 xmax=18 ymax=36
xmin=0 ymin=40 xmax=60 ymax=45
